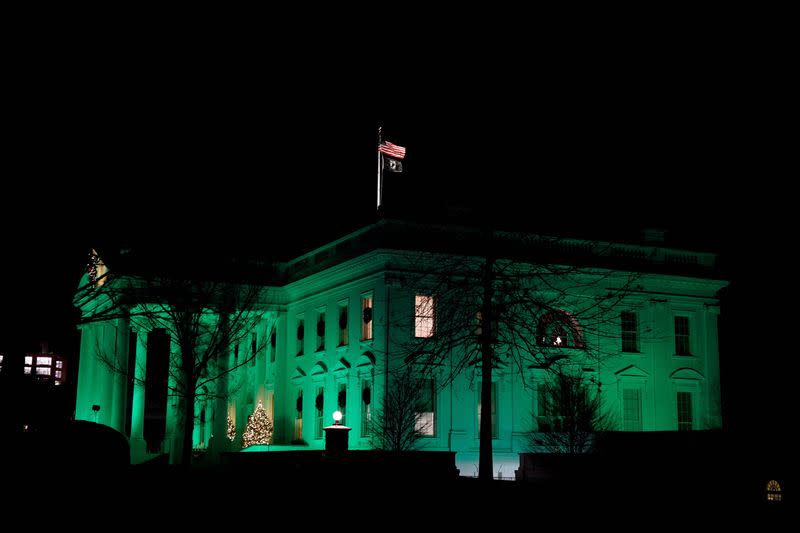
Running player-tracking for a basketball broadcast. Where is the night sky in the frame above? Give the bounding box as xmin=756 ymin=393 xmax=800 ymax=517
xmin=1 ymin=26 xmax=793 ymax=471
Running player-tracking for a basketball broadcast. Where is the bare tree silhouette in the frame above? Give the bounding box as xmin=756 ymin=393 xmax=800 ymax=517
xmin=75 ymin=258 xmax=271 ymax=466
xmin=390 ymin=228 xmax=638 ymax=479
xmin=530 ymin=369 xmax=614 ymax=454
xmin=369 ymin=366 xmax=432 ymax=452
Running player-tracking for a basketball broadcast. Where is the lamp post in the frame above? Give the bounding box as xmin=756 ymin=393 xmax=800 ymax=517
xmin=323 ymin=411 xmax=351 ymax=452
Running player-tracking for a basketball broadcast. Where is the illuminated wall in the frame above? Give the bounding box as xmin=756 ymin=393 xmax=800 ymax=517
xmin=75 ymin=222 xmax=725 ymax=470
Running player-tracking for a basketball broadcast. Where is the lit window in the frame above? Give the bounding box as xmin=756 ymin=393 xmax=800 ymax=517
xmin=0 ymin=355 xmax=4 ymax=364
xmin=677 ymin=391 xmax=693 ymax=431
xmin=415 ymin=295 xmax=435 ymax=338
xmin=56 ymin=360 xmax=63 ymax=369
xmin=55 ymin=370 xmax=62 ymax=379
xmin=622 ymin=388 xmax=642 ymax=431
xmin=294 ymin=391 xmax=303 ymax=441
xmin=361 ymin=293 xmax=373 ymax=341
xmin=415 ymin=379 xmax=435 ymax=436
xmin=24 ymin=366 xmax=32 ymax=374
xmin=477 ymin=381 xmax=498 ymax=438
xmin=25 ymin=356 xmax=33 ymax=365
xmin=37 ymin=356 xmax=52 ymax=366
xmin=55 ymin=380 xmax=61 ymax=386
xmin=675 ymin=316 xmax=690 ymax=355
xmin=766 ymin=480 xmax=782 ymax=502
xmin=36 ymin=367 xmax=51 ymax=376
xmin=621 ymin=312 xmax=639 ymax=353
xmin=537 ymin=311 xmax=585 ymax=349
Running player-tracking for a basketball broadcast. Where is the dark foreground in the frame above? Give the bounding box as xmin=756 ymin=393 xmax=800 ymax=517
xmin=2 ymin=426 xmax=789 ymax=523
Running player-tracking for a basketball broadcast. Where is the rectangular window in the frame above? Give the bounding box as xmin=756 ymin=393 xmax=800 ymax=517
xmin=37 ymin=356 xmax=52 ymax=366
xmin=337 ymin=383 xmax=347 ymax=426
xmin=56 ymin=360 xmax=63 ymax=369
xmin=24 ymin=366 xmax=32 ymax=375
xmin=415 ymin=379 xmax=435 ymax=436
xmin=338 ymin=301 xmax=349 ymax=346
xmin=55 ymin=370 xmax=62 ymax=379
xmin=622 ymin=388 xmax=642 ymax=431
xmin=315 ymin=387 xmax=324 ymax=439
xmin=478 ymin=381 xmax=498 ymax=439
xmin=537 ymin=386 xmax=550 ymax=432
xmin=415 ymin=295 xmax=435 ymax=338
xmin=677 ymin=391 xmax=693 ymax=431
xmin=621 ymin=311 xmax=639 ymax=353
xmin=316 ymin=307 xmax=326 ymax=352
xmin=675 ymin=316 xmax=690 ymax=355
xmin=25 ymin=356 xmax=33 ymax=365
xmin=294 ymin=391 xmax=303 ymax=441
xmin=36 ymin=367 xmax=51 ymax=376
xmin=361 ymin=379 xmax=372 ymax=437
xmin=296 ymin=316 xmax=304 ymax=356
xmin=251 ymin=332 xmax=257 ymax=367
xmin=361 ymin=293 xmax=374 ymax=341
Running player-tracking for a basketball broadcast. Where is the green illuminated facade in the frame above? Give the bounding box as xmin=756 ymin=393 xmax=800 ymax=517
xmin=75 ymin=220 xmax=726 ymax=474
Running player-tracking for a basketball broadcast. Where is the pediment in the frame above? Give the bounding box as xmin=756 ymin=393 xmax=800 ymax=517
xmin=356 ymin=352 xmax=376 ymax=367
xmin=614 ymin=364 xmax=650 ymax=378
xmin=670 ymin=367 xmax=704 ymax=380
xmin=310 ymin=362 xmax=328 ymax=376
xmin=333 ymin=358 xmax=351 ymax=376
xmin=290 ymin=367 xmax=306 ymax=384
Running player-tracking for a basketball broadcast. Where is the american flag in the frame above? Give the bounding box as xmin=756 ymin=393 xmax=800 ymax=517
xmin=378 ymin=141 xmax=406 ymax=160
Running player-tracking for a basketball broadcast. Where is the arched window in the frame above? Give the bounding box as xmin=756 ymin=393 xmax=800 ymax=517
xmin=537 ymin=311 xmax=585 ymax=349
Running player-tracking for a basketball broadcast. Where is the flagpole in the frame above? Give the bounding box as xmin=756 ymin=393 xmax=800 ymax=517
xmin=377 ymin=126 xmax=383 ymax=211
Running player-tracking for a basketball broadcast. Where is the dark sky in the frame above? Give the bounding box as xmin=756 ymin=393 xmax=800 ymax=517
xmin=1 ymin=24 xmax=793 ymax=455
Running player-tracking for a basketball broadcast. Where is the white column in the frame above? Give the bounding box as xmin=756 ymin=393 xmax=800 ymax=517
xmin=110 ymin=316 xmax=130 ymax=434
xmin=130 ymin=329 xmax=148 ymax=463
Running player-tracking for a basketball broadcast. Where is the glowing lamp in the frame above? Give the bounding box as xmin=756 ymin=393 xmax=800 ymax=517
xmin=332 ymin=411 xmax=343 ymax=424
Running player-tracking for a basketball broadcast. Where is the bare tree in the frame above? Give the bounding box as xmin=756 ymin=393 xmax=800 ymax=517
xmin=369 ymin=366 xmax=432 ymax=452
xmin=530 ymin=369 xmax=614 ymax=454
xmin=392 ymin=228 xmax=638 ymax=480
xmin=75 ymin=258 xmax=270 ymax=467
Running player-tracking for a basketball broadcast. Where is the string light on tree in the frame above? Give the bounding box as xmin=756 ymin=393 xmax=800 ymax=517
xmin=242 ymin=401 xmax=274 ymax=448
xmin=227 ymin=413 xmax=236 ymax=442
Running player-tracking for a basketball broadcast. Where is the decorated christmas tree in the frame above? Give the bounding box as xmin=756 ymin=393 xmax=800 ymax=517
xmin=227 ymin=413 xmax=236 ymax=442
xmin=242 ymin=401 xmax=274 ymax=448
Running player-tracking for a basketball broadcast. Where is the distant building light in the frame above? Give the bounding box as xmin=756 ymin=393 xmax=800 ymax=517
xmin=37 ymin=356 xmax=52 ymax=366
xmin=24 ymin=366 xmax=32 ymax=374
xmin=35 ymin=367 xmax=51 ymax=376
xmin=56 ymin=360 xmax=63 ymax=369
xmin=24 ymin=356 xmax=33 ymax=365
xmin=55 ymin=381 xmax=62 ymax=386
xmin=766 ymin=480 xmax=782 ymax=502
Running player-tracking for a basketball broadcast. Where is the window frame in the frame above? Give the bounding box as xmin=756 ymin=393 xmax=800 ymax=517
xmin=414 ymin=294 xmax=435 ymax=339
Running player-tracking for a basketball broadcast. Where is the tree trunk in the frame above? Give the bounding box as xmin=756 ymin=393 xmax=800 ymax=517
xmin=478 ymin=251 xmax=495 ymax=481
xmin=182 ymin=381 xmax=195 ymax=467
